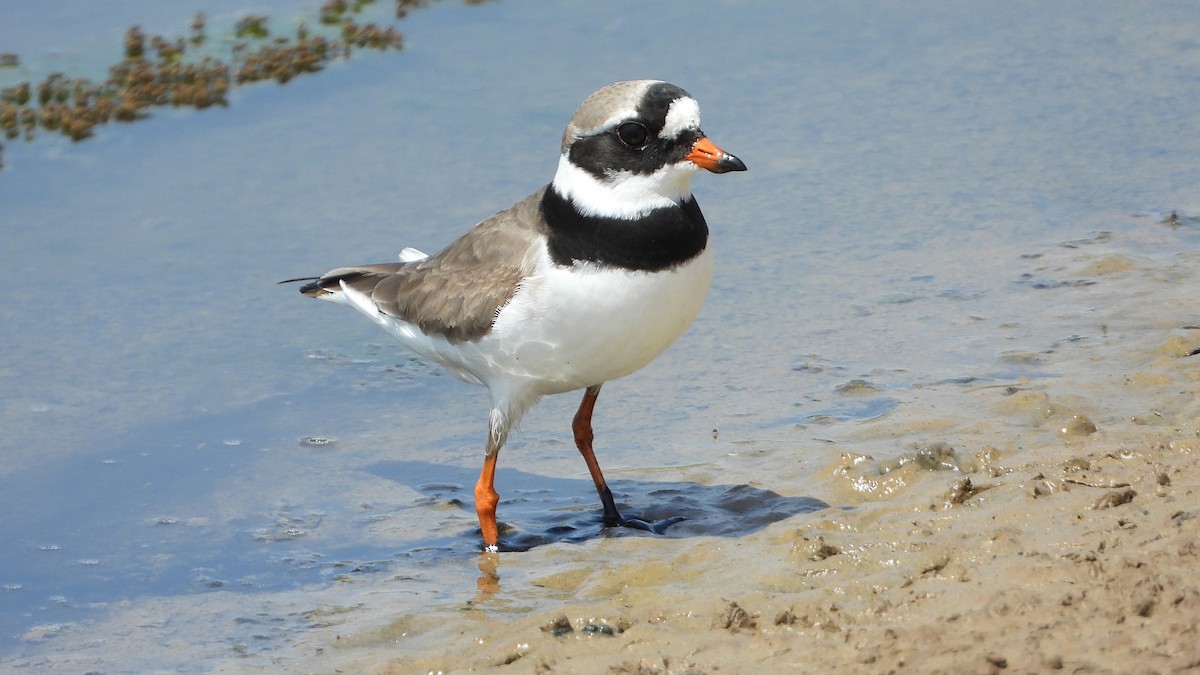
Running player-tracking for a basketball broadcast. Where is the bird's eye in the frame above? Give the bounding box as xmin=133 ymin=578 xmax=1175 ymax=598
xmin=616 ymin=122 xmax=649 ymax=149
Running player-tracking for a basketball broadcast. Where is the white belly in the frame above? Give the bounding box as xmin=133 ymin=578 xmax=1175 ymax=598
xmin=325 ymin=244 xmax=713 ymax=410
xmin=485 ymin=245 xmax=714 ymax=395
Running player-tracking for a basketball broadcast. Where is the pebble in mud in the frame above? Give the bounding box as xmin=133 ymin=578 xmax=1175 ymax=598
xmin=713 ymin=601 xmax=757 ymax=632
xmin=1057 ymin=414 xmax=1097 ymax=439
xmin=794 ymin=535 xmax=841 ymax=561
xmin=540 ymin=615 xmax=573 ymax=637
xmin=835 ymin=378 xmax=879 ymax=394
xmin=821 ymin=443 xmax=997 ymax=503
xmin=1009 ymin=395 xmax=1099 ymax=441
xmin=1092 ymin=488 xmax=1137 ymax=510
xmin=540 ymin=615 xmax=627 ymax=639
xmin=940 ymin=476 xmax=992 ymax=509
xmin=299 ymin=436 xmax=336 ymax=447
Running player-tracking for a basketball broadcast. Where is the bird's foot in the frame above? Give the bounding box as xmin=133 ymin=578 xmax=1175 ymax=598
xmin=604 ymin=514 xmax=685 ymax=535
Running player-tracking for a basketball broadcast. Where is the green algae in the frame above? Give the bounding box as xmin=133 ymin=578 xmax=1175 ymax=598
xmin=0 ymin=1 xmax=425 ymax=170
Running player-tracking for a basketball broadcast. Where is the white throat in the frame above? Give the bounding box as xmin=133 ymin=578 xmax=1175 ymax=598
xmin=550 ymin=154 xmax=698 ymax=219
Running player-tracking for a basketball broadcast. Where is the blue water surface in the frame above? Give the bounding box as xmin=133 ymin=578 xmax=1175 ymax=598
xmin=2 ymin=0 xmax=1199 ymax=668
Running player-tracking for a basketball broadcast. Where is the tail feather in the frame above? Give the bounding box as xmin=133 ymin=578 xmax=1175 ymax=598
xmin=284 ymin=263 xmax=408 ymax=299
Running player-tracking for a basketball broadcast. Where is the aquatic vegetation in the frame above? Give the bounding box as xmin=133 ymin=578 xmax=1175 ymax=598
xmin=0 ymin=1 xmax=421 ymax=170
xmin=233 ymin=15 xmax=270 ymax=39
xmin=190 ymin=13 xmax=207 ymax=46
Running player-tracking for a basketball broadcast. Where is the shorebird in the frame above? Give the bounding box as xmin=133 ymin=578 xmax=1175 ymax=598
xmin=290 ymin=80 xmax=745 ymax=551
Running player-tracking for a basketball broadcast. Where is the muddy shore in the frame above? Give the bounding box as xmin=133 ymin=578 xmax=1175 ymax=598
xmin=277 ymin=233 xmax=1200 ymax=673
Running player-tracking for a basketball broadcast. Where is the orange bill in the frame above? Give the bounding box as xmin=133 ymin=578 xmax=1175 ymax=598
xmin=686 ymin=136 xmax=747 ymax=173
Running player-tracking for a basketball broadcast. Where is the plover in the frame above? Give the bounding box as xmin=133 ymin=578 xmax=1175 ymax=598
xmin=290 ymin=80 xmax=745 ymax=551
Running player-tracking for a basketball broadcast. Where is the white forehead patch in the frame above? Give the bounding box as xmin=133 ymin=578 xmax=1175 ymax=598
xmin=659 ymin=97 xmax=701 ymax=140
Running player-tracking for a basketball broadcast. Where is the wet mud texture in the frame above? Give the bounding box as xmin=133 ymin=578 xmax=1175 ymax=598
xmin=5 ymin=219 xmax=1200 ymax=671
xmin=366 ymin=459 xmax=827 ymax=553
xmin=338 ymin=233 xmax=1200 ymax=673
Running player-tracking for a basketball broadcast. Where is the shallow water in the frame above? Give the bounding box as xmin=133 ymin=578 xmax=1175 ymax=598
xmin=2 ymin=0 xmax=1200 ymax=670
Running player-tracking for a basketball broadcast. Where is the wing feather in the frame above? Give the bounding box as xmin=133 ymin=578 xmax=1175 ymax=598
xmin=299 ymin=188 xmax=548 ymax=344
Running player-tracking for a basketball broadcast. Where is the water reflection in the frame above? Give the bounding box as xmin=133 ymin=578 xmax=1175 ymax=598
xmin=474 ymin=550 xmax=500 ymax=604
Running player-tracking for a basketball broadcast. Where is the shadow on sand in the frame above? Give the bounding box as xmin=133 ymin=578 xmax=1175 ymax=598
xmin=365 ymin=460 xmax=828 ymax=552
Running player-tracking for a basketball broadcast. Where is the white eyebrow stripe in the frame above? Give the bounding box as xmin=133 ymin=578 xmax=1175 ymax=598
xmin=660 ymin=97 xmax=701 ymax=139
xmin=594 ymin=108 xmax=639 ymax=135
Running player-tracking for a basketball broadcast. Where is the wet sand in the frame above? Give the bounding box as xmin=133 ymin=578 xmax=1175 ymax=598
xmin=223 ymin=230 xmax=1197 ymax=673
xmin=9 ymin=231 xmax=1194 ymax=673
xmin=12 ymin=229 xmax=1199 ymax=674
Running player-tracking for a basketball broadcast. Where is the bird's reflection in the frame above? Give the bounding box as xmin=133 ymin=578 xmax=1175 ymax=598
xmin=474 ymin=550 xmax=501 ymax=603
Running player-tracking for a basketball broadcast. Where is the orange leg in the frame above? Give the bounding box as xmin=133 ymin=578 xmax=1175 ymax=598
xmin=474 ymin=438 xmax=501 ymax=551
xmin=572 ymin=384 xmax=624 ymax=526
